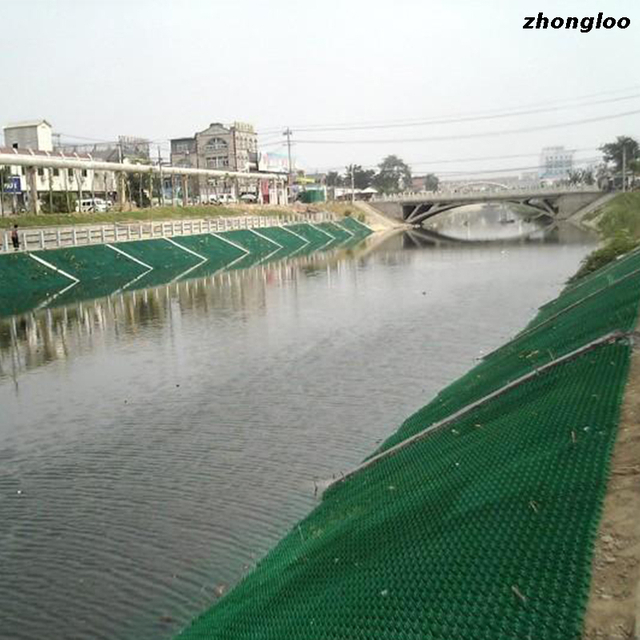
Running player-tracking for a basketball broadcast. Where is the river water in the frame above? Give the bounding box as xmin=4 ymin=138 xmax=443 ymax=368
xmin=0 ymin=214 xmax=594 ymax=640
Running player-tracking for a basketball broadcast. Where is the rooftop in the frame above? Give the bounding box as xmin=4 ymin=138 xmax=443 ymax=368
xmin=4 ymin=119 xmax=52 ymax=130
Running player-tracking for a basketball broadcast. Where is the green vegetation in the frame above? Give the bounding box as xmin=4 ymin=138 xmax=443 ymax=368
xmin=571 ymin=192 xmax=640 ymax=282
xmin=0 ymin=205 xmax=294 ymax=229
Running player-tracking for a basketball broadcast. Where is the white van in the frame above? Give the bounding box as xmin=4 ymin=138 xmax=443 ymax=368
xmin=75 ymin=198 xmax=110 ymax=213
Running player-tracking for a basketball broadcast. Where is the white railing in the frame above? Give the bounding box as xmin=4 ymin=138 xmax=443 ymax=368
xmin=0 ymin=212 xmax=335 ymax=253
xmin=371 ymin=185 xmax=601 ymax=202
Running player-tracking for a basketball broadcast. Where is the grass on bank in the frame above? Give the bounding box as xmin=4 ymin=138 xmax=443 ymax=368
xmin=323 ymin=201 xmax=367 ymax=222
xmin=570 ymin=192 xmax=640 ymax=282
xmin=0 ymin=205 xmax=296 ymax=229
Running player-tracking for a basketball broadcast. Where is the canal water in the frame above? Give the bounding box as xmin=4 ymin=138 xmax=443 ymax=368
xmin=0 ymin=214 xmax=594 ymax=640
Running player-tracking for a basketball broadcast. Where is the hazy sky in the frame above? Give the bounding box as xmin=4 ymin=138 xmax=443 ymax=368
xmin=2 ymin=0 xmax=639 ymax=177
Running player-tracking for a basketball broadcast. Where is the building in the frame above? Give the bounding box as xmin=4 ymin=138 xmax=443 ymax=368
xmin=57 ymin=136 xmax=151 ymax=163
xmin=170 ymin=122 xmax=259 ymax=200
xmin=1 ymin=119 xmax=118 ymax=211
xmin=0 ymin=147 xmax=117 ymax=212
xmin=539 ymin=146 xmax=574 ymax=180
xmin=3 ymin=120 xmax=53 ymax=152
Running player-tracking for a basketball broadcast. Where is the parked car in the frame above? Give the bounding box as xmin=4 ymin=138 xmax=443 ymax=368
xmin=239 ymin=193 xmax=257 ymax=203
xmin=75 ymin=198 xmax=110 ymax=213
xmin=216 ymin=194 xmax=237 ymax=204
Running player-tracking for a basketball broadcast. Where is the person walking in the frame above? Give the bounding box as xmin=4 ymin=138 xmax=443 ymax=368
xmin=10 ymin=224 xmax=20 ymax=251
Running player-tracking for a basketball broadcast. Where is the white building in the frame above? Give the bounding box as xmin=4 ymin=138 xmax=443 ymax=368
xmin=3 ymin=120 xmax=53 ymax=152
xmin=539 ymin=146 xmax=574 ymax=180
xmin=1 ymin=120 xmax=118 ymax=208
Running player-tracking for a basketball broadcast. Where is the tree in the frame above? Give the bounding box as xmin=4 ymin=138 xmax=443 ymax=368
xmin=41 ymin=192 xmax=77 ymax=213
xmin=566 ymin=168 xmax=595 ymax=186
xmin=344 ymin=164 xmax=376 ymax=190
xmin=326 ymin=171 xmax=343 ymax=187
xmin=423 ymin=173 xmax=439 ymax=192
xmin=600 ymin=136 xmax=639 ymax=172
xmin=372 ymin=155 xmax=412 ymax=194
xmin=126 ymin=171 xmax=151 ymax=208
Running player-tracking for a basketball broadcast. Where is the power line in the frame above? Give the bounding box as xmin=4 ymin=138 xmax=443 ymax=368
xmin=260 ymin=92 xmax=640 ymax=134
xmin=293 ymin=108 xmax=640 ymax=145
xmin=313 ymin=148 xmax=600 ymax=173
xmin=434 ymin=158 xmax=601 ymax=178
xmin=257 ymin=83 xmax=640 ymax=133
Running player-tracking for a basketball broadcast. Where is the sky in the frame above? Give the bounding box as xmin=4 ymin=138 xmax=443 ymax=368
xmin=1 ymin=0 xmax=639 ymax=178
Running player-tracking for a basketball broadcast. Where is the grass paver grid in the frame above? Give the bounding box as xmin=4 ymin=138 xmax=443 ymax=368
xmin=176 ymin=343 xmax=631 ymax=640
xmin=0 ymin=253 xmax=71 ymax=316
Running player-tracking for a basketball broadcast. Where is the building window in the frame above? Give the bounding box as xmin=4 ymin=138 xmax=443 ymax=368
xmin=53 ymin=168 xmax=59 ymax=177
xmin=37 ymin=167 xmax=44 ymax=176
xmin=82 ymin=169 xmax=88 ymax=177
xmin=68 ymin=169 xmax=74 ymax=179
xmin=175 ymin=142 xmax=191 ymax=153
xmin=205 ymin=138 xmax=227 ymax=152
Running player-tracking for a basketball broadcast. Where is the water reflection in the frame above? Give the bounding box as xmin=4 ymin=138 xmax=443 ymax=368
xmin=424 ymin=202 xmax=552 ymax=242
xmin=0 ymin=239 xmax=385 ymax=381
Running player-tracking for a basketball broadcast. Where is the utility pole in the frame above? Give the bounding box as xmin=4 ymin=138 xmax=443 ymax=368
xmin=350 ymin=164 xmax=355 ymax=203
xmin=158 ymin=145 xmax=165 ymax=207
xmin=622 ymin=143 xmax=627 ymax=193
xmin=283 ymin=128 xmax=293 ymax=186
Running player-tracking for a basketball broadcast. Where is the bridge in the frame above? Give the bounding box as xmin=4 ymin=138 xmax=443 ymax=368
xmin=369 ymin=185 xmax=603 ymax=225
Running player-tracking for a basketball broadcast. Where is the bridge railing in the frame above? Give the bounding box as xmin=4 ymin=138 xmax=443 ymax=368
xmin=371 ymin=185 xmax=601 ymax=202
xmin=0 ymin=212 xmax=335 ymax=253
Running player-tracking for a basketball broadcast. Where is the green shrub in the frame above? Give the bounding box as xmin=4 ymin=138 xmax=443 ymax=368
xmin=569 ymin=233 xmax=639 ymax=282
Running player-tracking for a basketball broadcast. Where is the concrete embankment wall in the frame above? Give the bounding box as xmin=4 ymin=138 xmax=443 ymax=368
xmin=0 ymin=218 xmax=372 ymax=318
xmin=175 ymin=249 xmax=640 ymax=640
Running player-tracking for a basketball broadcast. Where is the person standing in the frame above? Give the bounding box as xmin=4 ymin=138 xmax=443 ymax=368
xmin=10 ymin=224 xmax=20 ymax=251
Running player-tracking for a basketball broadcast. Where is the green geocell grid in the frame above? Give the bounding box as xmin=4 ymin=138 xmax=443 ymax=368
xmin=255 ymin=227 xmax=308 ymax=251
xmin=0 ymin=223 xmax=374 ymax=315
xmin=0 ymin=253 xmax=71 ymax=316
xmin=176 ymin=341 xmax=632 ymax=640
xmin=174 ymin=251 xmax=640 ymax=640
xmin=338 ymin=217 xmax=374 ymax=237
xmin=219 ymin=230 xmax=280 ymax=256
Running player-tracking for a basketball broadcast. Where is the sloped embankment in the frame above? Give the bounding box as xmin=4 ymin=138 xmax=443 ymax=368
xmin=0 ymin=218 xmax=372 ymax=318
xmin=175 ymin=248 xmax=640 ymax=640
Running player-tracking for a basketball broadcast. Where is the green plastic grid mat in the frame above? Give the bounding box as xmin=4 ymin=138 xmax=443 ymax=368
xmin=0 ymin=223 xmax=374 ymax=317
xmin=113 ymin=239 xmax=201 ymax=272
xmin=0 ymin=252 xmax=73 ymax=317
xmin=169 ymin=234 xmax=246 ymax=264
xmin=28 ymin=245 xmax=149 ymax=304
xmin=315 ymin=221 xmax=352 ymax=243
xmin=253 ymin=227 xmax=308 ymax=252
xmin=377 ymin=266 xmax=640 ymax=454
xmin=526 ymin=247 xmax=640 ymax=329
xmin=286 ymin=224 xmax=334 ymax=250
xmin=337 ymin=217 xmax=373 ymax=237
xmin=175 ymin=341 xmax=630 ymax=640
xmin=219 ymin=229 xmax=280 ymax=256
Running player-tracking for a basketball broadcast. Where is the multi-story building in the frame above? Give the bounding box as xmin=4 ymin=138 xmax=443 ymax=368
xmin=539 ymin=146 xmax=574 ymax=180
xmin=170 ymin=122 xmax=258 ymax=199
xmin=1 ymin=120 xmax=117 ymax=209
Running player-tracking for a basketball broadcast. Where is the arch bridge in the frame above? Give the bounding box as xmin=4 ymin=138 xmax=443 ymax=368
xmin=370 ymin=186 xmax=602 ymax=226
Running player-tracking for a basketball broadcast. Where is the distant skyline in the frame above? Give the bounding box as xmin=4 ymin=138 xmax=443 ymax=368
xmin=2 ymin=0 xmax=639 ymax=177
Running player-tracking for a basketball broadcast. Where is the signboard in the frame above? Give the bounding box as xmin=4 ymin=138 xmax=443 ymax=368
xmin=1 ymin=176 xmax=22 ymax=194
xmin=258 ymin=152 xmax=290 ymax=174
